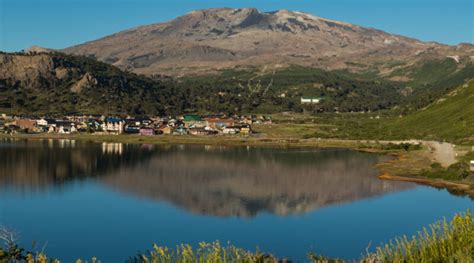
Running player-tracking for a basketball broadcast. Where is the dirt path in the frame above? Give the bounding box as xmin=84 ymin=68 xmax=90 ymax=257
xmin=372 ymin=140 xmax=457 ymax=167
xmin=422 ymin=141 xmax=457 ymax=167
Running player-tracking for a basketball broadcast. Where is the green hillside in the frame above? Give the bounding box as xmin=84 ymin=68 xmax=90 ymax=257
xmin=289 ymin=78 xmax=474 ymax=144
xmin=1 ymin=52 xmax=473 ymax=120
xmin=385 ymin=79 xmax=474 ymax=142
xmin=176 ymin=66 xmax=404 ymax=114
xmin=178 ymin=61 xmax=474 ymax=115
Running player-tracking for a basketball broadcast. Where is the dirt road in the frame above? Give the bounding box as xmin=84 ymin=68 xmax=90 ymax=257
xmin=423 ymin=141 xmax=457 ymax=167
xmin=370 ymin=140 xmax=457 ymax=167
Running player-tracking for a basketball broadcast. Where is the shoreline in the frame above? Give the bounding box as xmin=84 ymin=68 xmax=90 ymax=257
xmin=0 ymin=133 xmax=370 ymax=150
xmin=1 ymin=133 xmax=473 ymax=198
xmin=379 ymin=173 xmax=473 ymax=198
xmin=376 ymin=150 xmax=474 ymax=199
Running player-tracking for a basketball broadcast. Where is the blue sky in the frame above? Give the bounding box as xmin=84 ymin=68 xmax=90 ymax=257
xmin=1 ymin=0 xmax=473 ymax=52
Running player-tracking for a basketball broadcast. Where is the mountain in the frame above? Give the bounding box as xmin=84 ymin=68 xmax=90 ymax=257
xmin=2 ymin=8 xmax=474 ymax=115
xmin=0 ymin=52 xmax=175 ymax=115
xmin=63 ymin=8 xmax=474 ymax=77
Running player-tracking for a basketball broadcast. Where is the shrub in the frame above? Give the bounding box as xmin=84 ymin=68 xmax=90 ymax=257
xmin=421 ymin=162 xmax=469 ymax=181
xmin=380 ymin=143 xmax=422 ymax=151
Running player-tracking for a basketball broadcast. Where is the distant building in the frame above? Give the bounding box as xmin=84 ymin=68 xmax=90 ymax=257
xmin=236 ymin=124 xmax=252 ymax=135
xmin=205 ymin=118 xmax=235 ymax=130
xmin=55 ymin=121 xmax=77 ymax=134
xmin=102 ymin=117 xmax=124 ymax=134
xmin=300 ymin=96 xmax=322 ymax=104
xmin=124 ymin=126 xmax=140 ymax=134
xmin=56 ymin=121 xmax=76 ymax=134
xmin=87 ymin=119 xmax=102 ymax=132
xmin=125 ymin=118 xmax=142 ymax=127
xmin=36 ymin=118 xmax=48 ymax=126
xmin=139 ymin=128 xmax=155 ymax=136
xmin=173 ymin=127 xmax=188 ymax=135
xmin=189 ymin=127 xmax=215 ymax=136
xmin=183 ymin=115 xmax=206 ymax=128
xmin=222 ymin=127 xmax=238 ymax=135
xmin=14 ymin=119 xmax=38 ymax=132
xmin=159 ymin=126 xmax=172 ymax=135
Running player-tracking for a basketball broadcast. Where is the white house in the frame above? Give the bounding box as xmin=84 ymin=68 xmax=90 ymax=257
xmin=36 ymin=118 xmax=48 ymax=126
xmin=222 ymin=127 xmax=238 ymax=135
xmin=101 ymin=118 xmax=124 ymax=134
xmin=57 ymin=122 xmax=76 ymax=134
xmin=301 ymin=96 xmax=322 ymax=104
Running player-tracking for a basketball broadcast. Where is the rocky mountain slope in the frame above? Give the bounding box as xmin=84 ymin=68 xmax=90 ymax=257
xmin=0 ymin=52 xmax=174 ymax=115
xmin=63 ymin=8 xmax=474 ymax=76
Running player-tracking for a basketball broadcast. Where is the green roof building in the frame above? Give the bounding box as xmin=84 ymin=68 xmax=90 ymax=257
xmin=183 ymin=115 xmax=202 ymax=122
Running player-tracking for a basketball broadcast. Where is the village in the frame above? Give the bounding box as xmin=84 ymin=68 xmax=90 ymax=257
xmin=0 ymin=114 xmax=273 ymax=136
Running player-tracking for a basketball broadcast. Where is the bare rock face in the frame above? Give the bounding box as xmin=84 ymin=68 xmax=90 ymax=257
xmin=0 ymin=53 xmax=55 ymax=87
xmin=70 ymin=72 xmax=97 ymax=93
xmin=55 ymin=67 xmax=71 ymax=79
xmin=0 ymin=52 xmax=171 ymax=115
xmin=63 ymin=8 xmax=474 ymax=76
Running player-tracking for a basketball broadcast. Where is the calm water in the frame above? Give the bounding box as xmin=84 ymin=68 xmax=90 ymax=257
xmin=0 ymin=139 xmax=472 ymax=262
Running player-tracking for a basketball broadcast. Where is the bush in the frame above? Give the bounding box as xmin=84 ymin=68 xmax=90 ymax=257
xmin=421 ymin=162 xmax=469 ymax=181
xmin=380 ymin=143 xmax=422 ymax=151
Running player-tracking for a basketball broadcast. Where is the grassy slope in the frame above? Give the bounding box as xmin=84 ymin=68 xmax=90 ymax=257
xmin=256 ymin=78 xmax=474 ymax=145
xmin=385 ymin=79 xmax=474 ymax=143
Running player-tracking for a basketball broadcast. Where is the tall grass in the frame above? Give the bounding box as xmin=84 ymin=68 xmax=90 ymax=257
xmin=365 ymin=210 xmax=473 ymax=263
xmin=129 ymin=242 xmax=278 ymax=263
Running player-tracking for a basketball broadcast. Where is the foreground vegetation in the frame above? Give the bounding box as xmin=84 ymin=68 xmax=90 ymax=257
xmin=1 ymin=210 xmax=472 ymax=262
xmin=366 ymin=210 xmax=473 ymax=263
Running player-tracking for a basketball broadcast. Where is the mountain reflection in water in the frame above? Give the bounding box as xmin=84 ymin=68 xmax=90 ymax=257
xmin=0 ymin=139 xmax=413 ymax=217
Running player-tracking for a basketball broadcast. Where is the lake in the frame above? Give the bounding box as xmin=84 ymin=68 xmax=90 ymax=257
xmin=0 ymin=139 xmax=472 ymax=262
